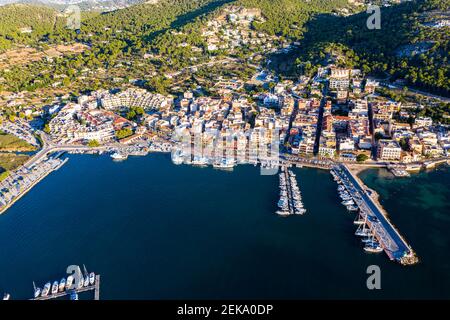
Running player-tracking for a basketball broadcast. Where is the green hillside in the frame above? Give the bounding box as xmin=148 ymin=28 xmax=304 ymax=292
xmin=270 ymin=0 xmax=450 ymax=95
xmin=0 ymin=4 xmax=65 ymax=50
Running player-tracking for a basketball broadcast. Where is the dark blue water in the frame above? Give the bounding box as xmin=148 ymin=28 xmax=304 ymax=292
xmin=0 ymin=154 xmax=449 ymax=299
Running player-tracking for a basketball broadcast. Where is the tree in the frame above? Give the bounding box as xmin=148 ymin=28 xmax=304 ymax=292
xmin=116 ymin=128 xmax=133 ymax=140
xmin=357 ymin=154 xmax=369 ymax=163
xmin=88 ymin=139 xmax=100 ymax=147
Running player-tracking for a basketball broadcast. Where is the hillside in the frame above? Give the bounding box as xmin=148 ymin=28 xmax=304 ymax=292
xmin=269 ymin=0 xmax=450 ymax=96
xmin=0 ymin=4 xmax=67 ymax=50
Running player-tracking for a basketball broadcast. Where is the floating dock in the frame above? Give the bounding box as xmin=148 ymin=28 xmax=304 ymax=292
xmin=331 ymin=164 xmax=418 ymax=265
xmin=31 ymin=275 xmax=100 ymax=301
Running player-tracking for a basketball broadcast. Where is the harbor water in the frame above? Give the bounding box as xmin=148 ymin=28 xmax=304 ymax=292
xmin=0 ymin=153 xmax=449 ymax=299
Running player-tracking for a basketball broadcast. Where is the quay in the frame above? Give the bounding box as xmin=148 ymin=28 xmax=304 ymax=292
xmin=31 ymin=275 xmax=100 ymax=301
xmin=0 ymin=154 xmax=68 ymax=215
xmin=332 ymin=164 xmax=418 ymax=265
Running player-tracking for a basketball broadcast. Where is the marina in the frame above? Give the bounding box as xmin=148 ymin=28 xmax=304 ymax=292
xmin=31 ymin=266 xmax=99 ymax=301
xmin=0 ymin=153 xmax=68 ymax=215
xmin=276 ymin=167 xmax=306 ymax=216
xmin=331 ymin=164 xmax=418 ymax=265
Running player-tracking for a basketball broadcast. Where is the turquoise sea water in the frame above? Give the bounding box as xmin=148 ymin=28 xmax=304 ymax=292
xmin=0 ymin=153 xmax=449 ymax=299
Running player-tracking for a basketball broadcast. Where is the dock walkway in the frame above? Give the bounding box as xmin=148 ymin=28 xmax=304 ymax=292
xmin=332 ymin=164 xmax=418 ymax=265
xmin=31 ymin=275 xmax=100 ymax=300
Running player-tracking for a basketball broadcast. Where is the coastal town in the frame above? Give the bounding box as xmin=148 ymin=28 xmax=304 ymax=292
xmin=0 ymin=4 xmax=448 ymax=269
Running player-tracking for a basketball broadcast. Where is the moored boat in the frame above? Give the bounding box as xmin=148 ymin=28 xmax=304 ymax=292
xmin=84 ymin=275 xmax=89 ymax=287
xmin=51 ymin=281 xmax=59 ymax=295
xmin=89 ymin=272 xmax=95 ymax=286
xmin=34 ymin=287 xmax=41 ymax=298
xmin=59 ymin=278 xmax=66 ymax=292
xmin=65 ymin=275 xmax=74 ymax=290
xmin=41 ymin=282 xmax=51 ymax=297
xmin=111 ymin=152 xmax=127 ymax=161
xmin=364 ymin=242 xmax=383 ymax=253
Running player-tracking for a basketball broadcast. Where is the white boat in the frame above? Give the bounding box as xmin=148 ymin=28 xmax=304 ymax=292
xmin=192 ymin=156 xmax=208 ymax=167
xmin=346 ymin=205 xmax=359 ymax=212
xmin=364 ymin=242 xmax=383 ymax=253
xmin=276 ymin=210 xmax=291 ymax=216
xmin=171 ymin=150 xmax=184 ymax=165
xmin=66 ymin=275 xmax=74 ymax=290
xmin=355 ymin=229 xmax=372 ymax=237
xmin=51 ymin=281 xmax=59 ymax=295
xmin=34 ymin=287 xmax=41 ymax=298
xmin=295 ymin=208 xmax=306 ymax=215
xmin=41 ymin=282 xmax=51 ymax=297
xmin=213 ymin=158 xmax=235 ymax=170
xmin=3 ymin=293 xmax=10 ymax=300
xmin=342 ymin=200 xmax=355 ymax=206
xmin=77 ymin=277 xmax=84 ymax=289
xmin=59 ymin=278 xmax=66 ymax=292
xmin=89 ymin=273 xmax=95 ymax=286
xmin=84 ymin=275 xmax=89 ymax=287
xmin=111 ymin=152 xmax=127 ymax=160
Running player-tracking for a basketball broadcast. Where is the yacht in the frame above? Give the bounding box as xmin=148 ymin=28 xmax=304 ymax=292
xmin=192 ymin=156 xmax=208 ymax=167
xmin=66 ymin=275 xmax=74 ymax=290
xmin=59 ymin=278 xmax=66 ymax=292
xmin=276 ymin=210 xmax=291 ymax=216
xmin=89 ymin=273 xmax=95 ymax=286
xmin=111 ymin=152 xmax=127 ymax=160
xmin=3 ymin=293 xmax=10 ymax=300
xmin=83 ymin=274 xmax=89 ymax=287
xmin=355 ymin=228 xmax=372 ymax=237
xmin=364 ymin=242 xmax=383 ymax=253
xmin=51 ymin=281 xmax=59 ymax=295
xmin=342 ymin=200 xmax=355 ymax=206
xmin=171 ymin=149 xmax=184 ymax=165
xmin=295 ymin=208 xmax=307 ymax=215
xmin=77 ymin=277 xmax=84 ymax=289
xmin=346 ymin=205 xmax=359 ymax=212
xmin=34 ymin=286 xmax=41 ymax=298
xmin=214 ymin=158 xmax=235 ymax=170
xmin=41 ymin=282 xmax=51 ymax=297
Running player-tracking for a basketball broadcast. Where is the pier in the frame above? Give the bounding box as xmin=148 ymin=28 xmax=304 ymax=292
xmin=276 ymin=167 xmax=306 ymax=216
xmin=31 ymin=275 xmax=100 ymax=301
xmin=331 ymin=164 xmax=418 ymax=265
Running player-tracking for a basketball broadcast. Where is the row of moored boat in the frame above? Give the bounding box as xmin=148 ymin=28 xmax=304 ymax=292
xmin=34 ymin=271 xmax=95 ymax=299
xmin=331 ymin=169 xmax=383 ymax=254
xmin=277 ymin=169 xmax=306 ymax=216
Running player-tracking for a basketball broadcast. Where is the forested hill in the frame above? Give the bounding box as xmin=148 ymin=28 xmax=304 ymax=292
xmin=274 ymin=0 xmax=450 ymax=96
xmin=0 ymin=4 xmax=66 ymax=49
